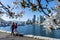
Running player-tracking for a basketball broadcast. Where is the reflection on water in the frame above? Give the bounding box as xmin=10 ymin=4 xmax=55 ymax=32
xmin=0 ymin=24 xmax=60 ymax=39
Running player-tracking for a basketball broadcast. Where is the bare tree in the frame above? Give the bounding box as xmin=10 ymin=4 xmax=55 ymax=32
xmin=0 ymin=2 xmax=24 ymax=19
xmin=13 ymin=0 xmax=55 ymax=17
xmin=0 ymin=0 xmax=60 ymax=18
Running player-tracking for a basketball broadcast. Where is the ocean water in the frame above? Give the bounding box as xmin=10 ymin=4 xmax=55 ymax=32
xmin=0 ymin=24 xmax=60 ymax=39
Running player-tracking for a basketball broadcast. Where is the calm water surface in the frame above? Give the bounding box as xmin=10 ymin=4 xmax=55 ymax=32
xmin=0 ymin=24 xmax=60 ymax=39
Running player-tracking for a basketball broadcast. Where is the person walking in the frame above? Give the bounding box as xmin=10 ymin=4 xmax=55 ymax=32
xmin=15 ymin=23 xmax=17 ymax=30
xmin=14 ymin=23 xmax=18 ymax=35
xmin=11 ymin=22 xmax=16 ymax=36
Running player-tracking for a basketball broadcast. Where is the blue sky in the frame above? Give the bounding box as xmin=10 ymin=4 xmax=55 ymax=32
xmin=0 ymin=0 xmax=55 ymax=21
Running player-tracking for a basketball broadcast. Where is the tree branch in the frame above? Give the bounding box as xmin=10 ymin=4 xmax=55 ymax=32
xmin=0 ymin=2 xmax=10 ymax=13
xmin=37 ymin=0 xmax=50 ymax=17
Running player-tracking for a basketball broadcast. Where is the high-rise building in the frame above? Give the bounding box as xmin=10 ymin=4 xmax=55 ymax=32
xmin=32 ymin=15 xmax=36 ymax=23
xmin=40 ymin=15 xmax=45 ymax=24
xmin=37 ymin=17 xmax=39 ymax=23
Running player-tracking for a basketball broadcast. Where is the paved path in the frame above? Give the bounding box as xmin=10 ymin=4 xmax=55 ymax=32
xmin=0 ymin=32 xmax=44 ymax=40
xmin=0 ymin=32 xmax=60 ymax=40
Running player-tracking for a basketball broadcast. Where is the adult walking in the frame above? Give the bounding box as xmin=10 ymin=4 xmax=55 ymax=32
xmin=14 ymin=23 xmax=18 ymax=35
xmin=15 ymin=23 xmax=17 ymax=30
xmin=11 ymin=22 xmax=16 ymax=36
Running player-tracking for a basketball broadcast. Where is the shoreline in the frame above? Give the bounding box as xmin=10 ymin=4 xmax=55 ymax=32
xmin=0 ymin=30 xmax=60 ymax=40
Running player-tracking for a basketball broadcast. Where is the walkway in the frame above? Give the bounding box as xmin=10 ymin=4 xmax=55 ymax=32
xmin=0 ymin=32 xmax=44 ymax=40
xmin=0 ymin=31 xmax=59 ymax=40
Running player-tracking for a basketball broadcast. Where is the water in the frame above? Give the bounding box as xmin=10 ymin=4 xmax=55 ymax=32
xmin=0 ymin=24 xmax=60 ymax=39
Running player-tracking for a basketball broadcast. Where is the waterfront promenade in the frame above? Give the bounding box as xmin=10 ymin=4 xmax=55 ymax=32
xmin=0 ymin=32 xmax=42 ymax=40
xmin=0 ymin=31 xmax=60 ymax=40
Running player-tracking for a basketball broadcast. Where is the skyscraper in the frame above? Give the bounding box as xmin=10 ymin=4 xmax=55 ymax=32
xmin=32 ymin=15 xmax=36 ymax=23
xmin=40 ymin=15 xmax=45 ymax=24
